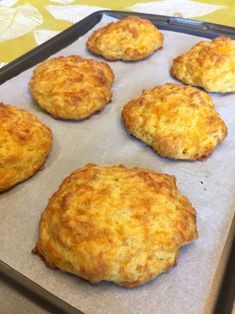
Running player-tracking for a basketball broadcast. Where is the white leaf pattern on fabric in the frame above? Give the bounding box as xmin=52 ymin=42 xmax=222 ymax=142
xmin=127 ymin=0 xmax=227 ymax=18
xmin=0 ymin=4 xmax=43 ymax=42
xmin=49 ymin=0 xmax=75 ymax=4
xmin=45 ymin=5 xmax=109 ymax=23
xmin=0 ymin=62 xmax=7 ymax=68
xmin=34 ymin=29 xmax=60 ymax=45
xmin=0 ymin=0 xmax=18 ymax=7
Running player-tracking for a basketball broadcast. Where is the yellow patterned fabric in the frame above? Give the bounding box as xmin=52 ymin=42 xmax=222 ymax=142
xmin=0 ymin=0 xmax=234 ymax=66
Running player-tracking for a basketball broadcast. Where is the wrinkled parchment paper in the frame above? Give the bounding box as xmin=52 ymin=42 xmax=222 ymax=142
xmin=0 ymin=15 xmax=235 ymax=314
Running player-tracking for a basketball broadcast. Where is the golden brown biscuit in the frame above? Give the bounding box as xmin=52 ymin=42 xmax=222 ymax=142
xmin=29 ymin=55 xmax=114 ymax=120
xmin=87 ymin=16 xmax=163 ymax=61
xmin=122 ymin=83 xmax=227 ymax=160
xmin=34 ymin=163 xmax=198 ymax=288
xmin=0 ymin=103 xmax=52 ymax=192
xmin=171 ymin=36 xmax=235 ymax=93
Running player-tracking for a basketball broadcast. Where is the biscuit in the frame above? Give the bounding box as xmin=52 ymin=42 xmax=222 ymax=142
xmin=122 ymin=83 xmax=227 ymax=160
xmin=87 ymin=16 xmax=163 ymax=61
xmin=171 ymin=36 xmax=235 ymax=93
xmin=29 ymin=55 xmax=114 ymax=120
xmin=34 ymin=163 xmax=198 ymax=288
xmin=0 ymin=103 xmax=52 ymax=192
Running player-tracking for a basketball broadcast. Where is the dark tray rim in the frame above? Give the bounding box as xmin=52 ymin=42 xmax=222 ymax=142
xmin=0 ymin=9 xmax=234 ymax=314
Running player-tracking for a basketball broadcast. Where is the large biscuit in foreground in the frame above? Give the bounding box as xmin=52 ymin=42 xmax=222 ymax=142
xmin=87 ymin=16 xmax=163 ymax=61
xmin=29 ymin=55 xmax=114 ymax=120
xmin=171 ymin=37 xmax=235 ymax=93
xmin=122 ymin=83 xmax=227 ymax=160
xmin=34 ymin=164 xmax=198 ymax=288
xmin=0 ymin=104 xmax=52 ymax=192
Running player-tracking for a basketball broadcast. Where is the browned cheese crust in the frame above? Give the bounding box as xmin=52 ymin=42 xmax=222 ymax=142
xmin=171 ymin=36 xmax=235 ymax=93
xmin=87 ymin=16 xmax=164 ymax=61
xmin=34 ymin=164 xmax=198 ymax=288
xmin=0 ymin=104 xmax=52 ymax=192
xmin=122 ymin=83 xmax=227 ymax=160
xmin=29 ymin=55 xmax=114 ymax=120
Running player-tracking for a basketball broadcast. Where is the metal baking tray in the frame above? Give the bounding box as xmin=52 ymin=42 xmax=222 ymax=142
xmin=1 ymin=10 xmax=235 ymax=84
xmin=0 ymin=10 xmax=234 ymax=314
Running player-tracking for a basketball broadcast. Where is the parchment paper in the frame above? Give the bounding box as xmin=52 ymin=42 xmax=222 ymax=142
xmin=0 ymin=15 xmax=235 ymax=314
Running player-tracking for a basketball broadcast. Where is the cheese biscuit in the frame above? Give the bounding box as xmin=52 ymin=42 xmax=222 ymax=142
xmin=0 ymin=103 xmax=52 ymax=192
xmin=87 ymin=16 xmax=163 ymax=61
xmin=30 ymin=55 xmax=114 ymax=120
xmin=122 ymin=83 xmax=227 ymax=160
xmin=171 ymin=37 xmax=235 ymax=93
xmin=34 ymin=164 xmax=198 ymax=288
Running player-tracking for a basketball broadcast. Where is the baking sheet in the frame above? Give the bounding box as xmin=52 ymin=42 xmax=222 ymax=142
xmin=0 ymin=15 xmax=235 ymax=314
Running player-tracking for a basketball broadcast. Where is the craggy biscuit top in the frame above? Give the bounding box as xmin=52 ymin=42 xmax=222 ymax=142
xmin=87 ymin=16 xmax=163 ymax=61
xmin=171 ymin=36 xmax=235 ymax=93
xmin=29 ymin=55 xmax=114 ymax=120
xmin=0 ymin=103 xmax=52 ymax=192
xmin=122 ymin=83 xmax=227 ymax=160
xmin=35 ymin=164 xmax=198 ymax=288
